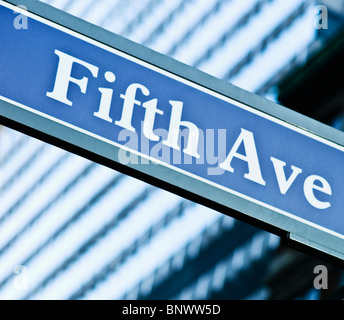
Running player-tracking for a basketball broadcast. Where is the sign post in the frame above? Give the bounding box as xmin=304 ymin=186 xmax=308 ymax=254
xmin=1 ymin=0 xmax=344 ymax=261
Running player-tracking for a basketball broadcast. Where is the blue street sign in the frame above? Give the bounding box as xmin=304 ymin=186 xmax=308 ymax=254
xmin=1 ymin=0 xmax=344 ymax=260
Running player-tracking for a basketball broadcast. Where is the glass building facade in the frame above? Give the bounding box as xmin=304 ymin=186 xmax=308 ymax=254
xmin=0 ymin=0 xmax=343 ymax=300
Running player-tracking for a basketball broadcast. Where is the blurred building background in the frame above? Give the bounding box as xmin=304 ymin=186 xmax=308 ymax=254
xmin=0 ymin=0 xmax=344 ymax=300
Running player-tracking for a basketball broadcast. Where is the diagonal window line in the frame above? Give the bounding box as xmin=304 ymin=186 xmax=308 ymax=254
xmin=0 ymin=134 xmax=28 ymax=168
xmin=120 ymin=215 xmax=233 ymax=299
xmin=22 ymin=185 xmax=155 ymax=300
xmin=142 ymin=0 xmax=192 ymax=47
xmin=68 ymin=200 xmax=194 ymax=300
xmin=0 ymin=143 xmax=46 ymax=196
xmin=223 ymin=0 xmax=313 ymax=81
xmin=172 ymin=232 xmax=278 ymax=300
xmin=0 ymin=152 xmax=71 ymax=256
xmin=118 ymin=0 xmax=163 ymax=37
xmin=167 ymin=0 xmax=235 ymax=58
xmin=255 ymin=40 xmax=317 ymax=97
xmin=192 ymin=0 xmax=272 ymax=68
xmin=0 ymin=163 xmax=104 ymax=289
